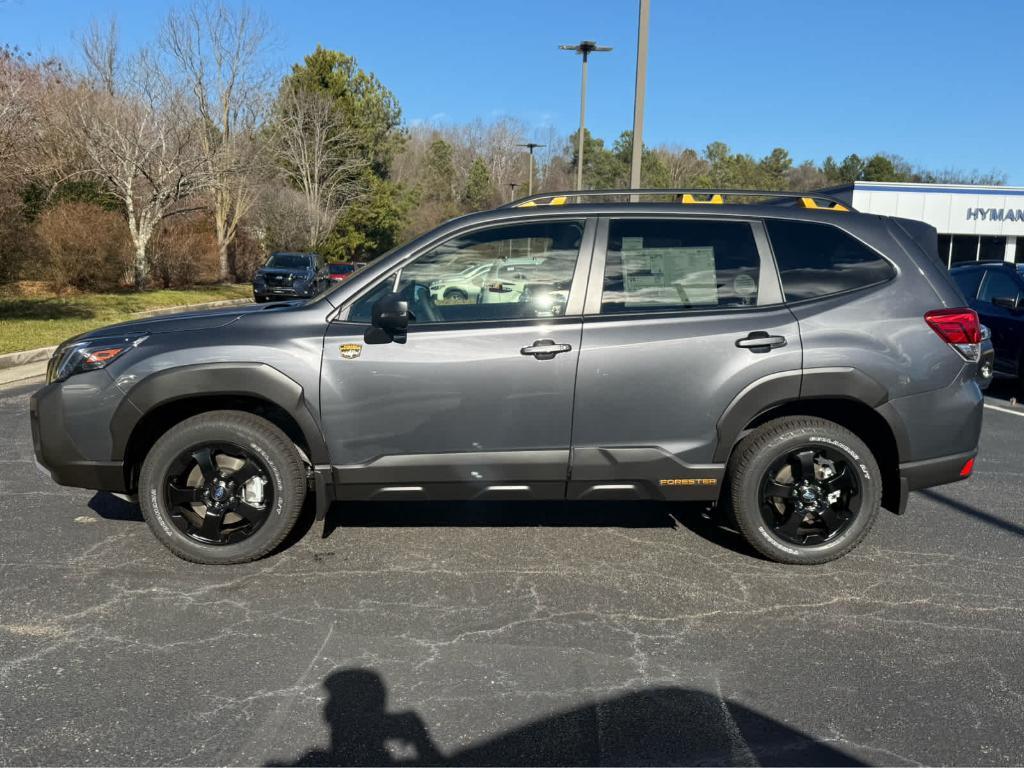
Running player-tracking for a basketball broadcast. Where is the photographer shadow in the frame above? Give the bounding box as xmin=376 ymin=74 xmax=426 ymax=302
xmin=270 ymin=667 xmax=862 ymax=766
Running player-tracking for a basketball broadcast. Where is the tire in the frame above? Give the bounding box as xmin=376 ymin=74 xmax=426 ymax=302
xmin=138 ymin=410 xmax=307 ymax=564
xmin=727 ymin=416 xmax=881 ymax=565
xmin=254 ymin=295 xmax=267 ymax=304
xmin=444 ymin=288 xmax=469 ymax=302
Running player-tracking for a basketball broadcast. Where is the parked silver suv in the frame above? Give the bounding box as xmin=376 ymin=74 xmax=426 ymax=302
xmin=31 ymin=190 xmax=985 ymax=565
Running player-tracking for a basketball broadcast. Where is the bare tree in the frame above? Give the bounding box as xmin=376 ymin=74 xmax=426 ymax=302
xmin=0 ymin=52 xmax=28 ymax=176
xmin=51 ymin=29 xmax=205 ymax=288
xmin=0 ymin=47 xmax=58 ymax=184
xmin=161 ymin=1 xmax=270 ymax=281
xmin=269 ymin=86 xmax=366 ymax=249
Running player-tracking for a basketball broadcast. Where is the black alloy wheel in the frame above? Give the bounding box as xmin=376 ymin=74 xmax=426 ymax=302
xmin=727 ymin=416 xmax=881 ymax=564
xmin=759 ymin=446 xmax=861 ymax=546
xmin=164 ymin=442 xmax=274 ymax=545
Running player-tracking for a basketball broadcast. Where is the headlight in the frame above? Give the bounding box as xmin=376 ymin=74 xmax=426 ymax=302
xmin=253 ymin=274 xmax=266 ymax=284
xmin=46 ymin=334 xmax=147 ymax=384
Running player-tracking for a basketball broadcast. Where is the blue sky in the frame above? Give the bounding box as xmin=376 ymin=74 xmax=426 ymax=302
xmin=4 ymin=0 xmax=1022 ymax=183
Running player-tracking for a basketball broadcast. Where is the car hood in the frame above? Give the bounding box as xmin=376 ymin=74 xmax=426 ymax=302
xmin=66 ymin=301 xmax=303 ymax=343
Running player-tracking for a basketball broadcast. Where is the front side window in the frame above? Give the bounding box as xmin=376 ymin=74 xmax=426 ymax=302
xmin=978 ymin=270 xmax=1022 ymax=305
xmin=347 ymin=221 xmax=584 ymax=324
xmin=601 ymin=219 xmax=761 ymax=313
xmin=765 ymin=219 xmax=896 ymax=302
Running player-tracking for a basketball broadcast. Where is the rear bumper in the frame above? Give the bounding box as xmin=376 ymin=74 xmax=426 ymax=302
xmin=894 ymin=449 xmax=976 ymax=514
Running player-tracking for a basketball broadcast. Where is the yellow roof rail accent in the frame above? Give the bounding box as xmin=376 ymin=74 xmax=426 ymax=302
xmin=800 ymin=196 xmax=848 ymax=211
xmin=516 ymin=195 xmax=567 ymax=208
xmin=680 ymin=193 xmax=723 ymax=204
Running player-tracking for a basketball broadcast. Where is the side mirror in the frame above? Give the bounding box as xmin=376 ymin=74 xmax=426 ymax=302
xmin=365 ymin=292 xmax=411 ymax=344
xmin=991 ymin=296 xmax=1020 ymax=311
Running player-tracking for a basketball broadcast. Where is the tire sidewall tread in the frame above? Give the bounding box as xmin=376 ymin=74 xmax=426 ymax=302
xmin=139 ymin=410 xmax=307 ymax=564
xmin=728 ymin=416 xmax=882 ymax=565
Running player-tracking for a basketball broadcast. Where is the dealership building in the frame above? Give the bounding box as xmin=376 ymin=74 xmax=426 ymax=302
xmin=828 ymin=181 xmax=1024 ymax=267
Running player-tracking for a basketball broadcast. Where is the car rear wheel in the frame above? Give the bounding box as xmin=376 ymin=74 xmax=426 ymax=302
xmin=138 ymin=411 xmax=307 ymax=564
xmin=727 ymin=416 xmax=881 ymax=564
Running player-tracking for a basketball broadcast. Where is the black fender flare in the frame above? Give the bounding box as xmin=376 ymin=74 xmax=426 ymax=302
xmin=713 ymin=367 xmax=910 ymax=463
xmin=109 ymin=362 xmax=330 ymax=465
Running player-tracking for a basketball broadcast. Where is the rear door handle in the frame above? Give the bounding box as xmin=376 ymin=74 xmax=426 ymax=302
xmin=736 ymin=331 xmax=787 ymax=352
xmin=521 ymin=339 xmax=573 ymax=360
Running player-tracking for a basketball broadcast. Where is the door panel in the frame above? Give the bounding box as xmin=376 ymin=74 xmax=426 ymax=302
xmin=569 ymin=309 xmax=801 ymax=500
xmin=321 ymin=320 xmax=582 ymax=499
xmin=320 ymin=217 xmax=594 ymax=500
xmin=975 ymin=270 xmax=1024 ymax=373
xmin=569 ymin=215 xmax=801 ymax=501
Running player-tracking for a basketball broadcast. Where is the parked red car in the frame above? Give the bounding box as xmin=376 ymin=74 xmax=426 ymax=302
xmin=327 ymin=262 xmax=366 ymax=281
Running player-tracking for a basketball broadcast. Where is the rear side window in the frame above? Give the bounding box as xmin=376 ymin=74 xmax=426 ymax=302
xmin=950 ymin=269 xmax=983 ymax=300
xmin=765 ymin=219 xmax=895 ymax=302
xmin=601 ymin=219 xmax=761 ymax=313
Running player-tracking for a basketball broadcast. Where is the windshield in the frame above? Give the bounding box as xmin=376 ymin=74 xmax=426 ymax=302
xmin=266 ymin=253 xmax=311 ymax=270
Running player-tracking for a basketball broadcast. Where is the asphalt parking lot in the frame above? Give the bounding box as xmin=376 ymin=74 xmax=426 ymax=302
xmin=1 ymin=377 xmax=1022 ymax=766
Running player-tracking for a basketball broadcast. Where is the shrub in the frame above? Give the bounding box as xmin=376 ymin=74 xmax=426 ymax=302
xmin=229 ymin=227 xmax=268 ymax=282
xmin=149 ymin=213 xmax=220 ymax=288
xmin=35 ymin=202 xmax=131 ymax=292
xmin=0 ymin=190 xmax=39 ymax=284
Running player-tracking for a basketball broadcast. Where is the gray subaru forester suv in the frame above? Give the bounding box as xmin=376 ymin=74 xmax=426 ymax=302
xmin=30 ymin=190 xmax=985 ymax=565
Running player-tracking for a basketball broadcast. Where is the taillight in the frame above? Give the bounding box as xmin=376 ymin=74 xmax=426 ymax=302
xmin=960 ymin=457 xmax=975 ymax=477
xmin=925 ymin=308 xmax=981 ymax=361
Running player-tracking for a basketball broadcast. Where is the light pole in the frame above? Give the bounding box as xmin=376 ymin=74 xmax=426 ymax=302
xmin=629 ymin=0 xmax=650 ymax=198
xmin=559 ymin=40 xmax=612 ymax=191
xmin=516 ymin=142 xmax=545 ymax=195
xmin=508 ymin=182 xmax=519 ymax=202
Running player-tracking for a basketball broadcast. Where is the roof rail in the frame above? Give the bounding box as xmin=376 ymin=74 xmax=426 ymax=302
xmin=503 ymin=188 xmax=854 ymax=211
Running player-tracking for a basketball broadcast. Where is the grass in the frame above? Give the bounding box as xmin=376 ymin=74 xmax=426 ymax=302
xmin=0 ymin=284 xmax=252 ymax=355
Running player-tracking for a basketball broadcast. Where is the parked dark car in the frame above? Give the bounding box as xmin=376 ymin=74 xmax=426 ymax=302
xmin=252 ymin=252 xmax=328 ymax=302
xmin=950 ymin=261 xmax=1024 ymax=389
xmin=327 ymin=262 xmax=366 ymax=282
xmin=32 ymin=189 xmax=986 ymax=566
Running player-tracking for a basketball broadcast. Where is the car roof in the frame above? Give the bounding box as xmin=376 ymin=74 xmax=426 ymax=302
xmin=443 ymin=202 xmax=882 ymax=231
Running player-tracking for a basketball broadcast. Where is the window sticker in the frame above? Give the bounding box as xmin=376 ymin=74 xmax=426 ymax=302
xmin=622 ymin=246 xmax=718 ymax=305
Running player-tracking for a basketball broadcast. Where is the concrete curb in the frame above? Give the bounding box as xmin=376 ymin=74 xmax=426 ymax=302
xmin=0 ymin=346 xmax=57 ymax=370
xmin=0 ymin=296 xmax=252 ymax=372
xmin=128 ymin=297 xmax=251 ymax=320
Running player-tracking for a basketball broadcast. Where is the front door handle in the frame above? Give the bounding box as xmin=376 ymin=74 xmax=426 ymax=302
xmin=736 ymin=331 xmax=787 ymax=352
xmin=521 ymin=339 xmax=573 ymax=360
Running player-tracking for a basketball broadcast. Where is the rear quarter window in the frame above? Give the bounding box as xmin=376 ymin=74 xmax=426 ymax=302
xmin=765 ymin=219 xmax=896 ymax=302
xmin=950 ymin=269 xmax=983 ymax=300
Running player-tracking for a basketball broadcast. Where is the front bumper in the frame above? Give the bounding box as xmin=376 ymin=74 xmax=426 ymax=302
xmin=29 ymin=374 xmax=132 ymax=493
xmin=253 ymin=283 xmax=314 ymax=300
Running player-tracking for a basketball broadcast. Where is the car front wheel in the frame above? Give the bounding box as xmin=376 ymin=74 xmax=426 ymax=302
xmin=726 ymin=416 xmax=881 ymax=565
xmin=138 ymin=411 xmax=307 ymax=564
